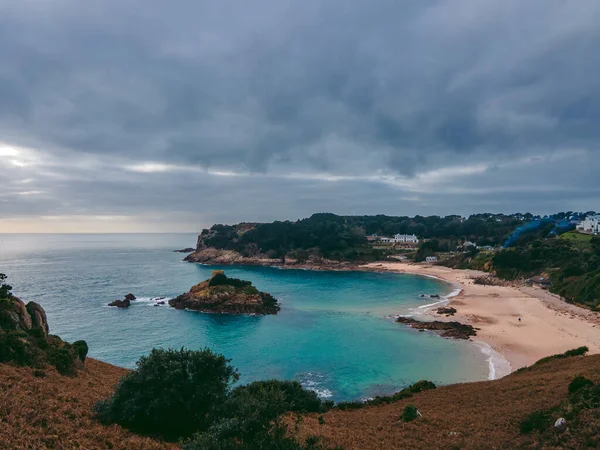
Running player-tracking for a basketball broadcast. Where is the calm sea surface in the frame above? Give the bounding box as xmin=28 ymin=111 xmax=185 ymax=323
xmin=0 ymin=233 xmax=489 ymax=401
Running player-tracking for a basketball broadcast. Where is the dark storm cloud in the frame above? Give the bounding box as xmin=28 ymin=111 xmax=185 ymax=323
xmin=1 ymin=0 xmax=599 ymax=230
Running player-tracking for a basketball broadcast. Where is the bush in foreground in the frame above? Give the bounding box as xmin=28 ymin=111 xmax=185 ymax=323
xmin=568 ymin=376 xmax=594 ymax=394
xmin=72 ymin=340 xmax=89 ymax=362
xmin=95 ymin=347 xmax=239 ymax=440
xmin=401 ymin=404 xmax=419 ymax=422
xmin=185 ymin=379 xmax=332 ymax=449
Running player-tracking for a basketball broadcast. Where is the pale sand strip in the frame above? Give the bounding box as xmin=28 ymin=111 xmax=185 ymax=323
xmin=363 ymin=262 xmax=600 ymax=373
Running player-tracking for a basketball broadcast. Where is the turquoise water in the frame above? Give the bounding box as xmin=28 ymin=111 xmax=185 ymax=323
xmin=0 ymin=233 xmax=489 ymax=401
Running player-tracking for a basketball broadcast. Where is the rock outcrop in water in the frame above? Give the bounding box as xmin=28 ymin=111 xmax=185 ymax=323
xmin=108 ymin=293 xmax=136 ymax=308
xmin=169 ymin=270 xmax=280 ymax=315
xmin=396 ymin=317 xmax=476 ymax=340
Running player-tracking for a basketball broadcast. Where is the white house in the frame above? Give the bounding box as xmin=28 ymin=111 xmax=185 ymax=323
xmin=425 ymin=256 xmax=438 ymax=263
xmin=391 ymin=234 xmax=419 ymax=244
xmin=577 ymin=215 xmax=600 ymax=235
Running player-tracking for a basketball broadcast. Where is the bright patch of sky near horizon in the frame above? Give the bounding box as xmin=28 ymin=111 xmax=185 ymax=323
xmin=0 ymin=0 xmax=599 ymax=232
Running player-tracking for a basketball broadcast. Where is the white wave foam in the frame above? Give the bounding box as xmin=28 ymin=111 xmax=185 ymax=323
xmin=417 ymin=286 xmax=462 ymax=311
xmin=475 ymin=341 xmax=512 ymax=380
xmin=299 ymin=372 xmax=332 ymax=399
xmin=130 ymin=297 xmax=170 ymax=306
xmin=417 ymin=299 xmax=448 ymax=309
xmin=305 ymin=387 xmax=334 ymax=399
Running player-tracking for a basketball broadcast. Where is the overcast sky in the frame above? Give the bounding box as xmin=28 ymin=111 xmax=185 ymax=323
xmin=1 ymin=0 xmax=599 ymax=232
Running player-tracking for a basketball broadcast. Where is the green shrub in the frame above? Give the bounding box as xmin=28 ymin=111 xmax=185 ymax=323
xmin=568 ymin=376 xmax=594 ymax=394
xmin=534 ymin=346 xmax=589 ymax=365
xmin=570 ymin=384 xmax=600 ymax=410
xmin=335 ymin=400 xmax=365 ymax=411
xmin=0 ymin=330 xmax=40 ymax=366
xmin=208 ymin=273 xmax=252 ymax=289
xmin=48 ymin=346 xmax=78 ymax=376
xmin=94 ymin=347 xmax=239 ymax=441
xmin=406 ymin=380 xmax=436 ymax=393
xmin=520 ymin=410 xmax=552 ymax=434
xmin=183 ymin=378 xmax=332 ymax=449
xmin=564 ymin=346 xmax=589 ymax=357
xmin=401 ymin=404 xmax=419 ymax=422
xmin=229 ymin=380 xmax=328 ymax=415
xmin=72 ymin=340 xmax=89 ymax=362
xmin=336 ymin=380 xmax=436 ymax=410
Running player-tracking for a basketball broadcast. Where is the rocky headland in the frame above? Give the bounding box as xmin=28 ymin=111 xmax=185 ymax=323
xmin=0 ymin=282 xmax=88 ymax=375
xmin=168 ymin=270 xmax=280 ymax=315
xmin=183 ymin=247 xmax=354 ymax=270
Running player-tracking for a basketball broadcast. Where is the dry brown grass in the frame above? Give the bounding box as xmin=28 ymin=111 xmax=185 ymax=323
xmin=0 ymin=359 xmax=177 ymax=450
xmin=3 ymin=354 xmax=600 ymax=449
xmin=293 ymin=355 xmax=600 ymax=449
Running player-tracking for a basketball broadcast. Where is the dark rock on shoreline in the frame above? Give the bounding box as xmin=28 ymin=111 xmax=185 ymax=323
xmin=436 ymin=306 xmax=457 ymax=316
xmin=174 ymin=248 xmax=195 ymax=253
xmin=396 ymin=317 xmax=476 ymax=340
xmin=169 ymin=270 xmax=280 ymax=315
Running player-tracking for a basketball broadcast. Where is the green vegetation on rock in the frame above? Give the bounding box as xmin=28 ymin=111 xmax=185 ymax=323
xmin=169 ymin=271 xmax=280 ymax=315
xmin=0 ymin=273 xmax=86 ymax=375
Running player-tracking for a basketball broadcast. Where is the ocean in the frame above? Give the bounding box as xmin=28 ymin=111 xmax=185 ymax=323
xmin=0 ymin=233 xmax=490 ymax=401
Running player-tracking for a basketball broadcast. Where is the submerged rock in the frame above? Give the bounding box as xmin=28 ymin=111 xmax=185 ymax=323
xmin=169 ymin=270 xmax=280 ymax=315
xmin=396 ymin=317 xmax=476 ymax=340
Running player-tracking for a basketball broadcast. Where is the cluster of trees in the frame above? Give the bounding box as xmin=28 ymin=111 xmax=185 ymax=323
xmin=201 ymin=213 xmax=526 ymax=261
xmin=444 ymin=233 xmax=600 ymax=310
xmin=95 ymin=348 xmax=333 ymax=449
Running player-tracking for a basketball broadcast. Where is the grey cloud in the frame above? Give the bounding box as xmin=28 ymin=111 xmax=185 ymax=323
xmin=0 ymin=0 xmax=599 ymax=229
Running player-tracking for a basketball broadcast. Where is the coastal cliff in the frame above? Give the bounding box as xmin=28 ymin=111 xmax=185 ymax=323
xmin=0 ymin=275 xmax=87 ymax=375
xmin=169 ymin=270 xmax=280 ymax=315
xmin=183 ymin=247 xmax=356 ymax=270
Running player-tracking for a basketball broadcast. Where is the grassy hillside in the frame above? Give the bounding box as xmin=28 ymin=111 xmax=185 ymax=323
xmin=2 ymin=353 xmax=599 ymax=449
xmin=0 ymin=358 xmax=175 ymax=449
xmin=293 ymin=353 xmax=600 ymax=449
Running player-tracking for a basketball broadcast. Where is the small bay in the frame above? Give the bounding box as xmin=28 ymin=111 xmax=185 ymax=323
xmin=0 ymin=233 xmax=489 ymax=401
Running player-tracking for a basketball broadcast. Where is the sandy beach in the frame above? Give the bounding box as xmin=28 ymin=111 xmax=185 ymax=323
xmin=363 ymin=262 xmax=600 ymax=375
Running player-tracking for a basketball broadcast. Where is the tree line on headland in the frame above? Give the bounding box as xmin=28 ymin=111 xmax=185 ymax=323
xmin=195 ymin=211 xmax=600 ymax=310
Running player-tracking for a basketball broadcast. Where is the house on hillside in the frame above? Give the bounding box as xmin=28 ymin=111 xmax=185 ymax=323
xmin=374 ymin=234 xmax=419 ymax=244
xmin=425 ymin=256 xmax=438 ymax=263
xmin=577 ymin=215 xmax=600 ymax=235
xmin=391 ymin=234 xmax=419 ymax=244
